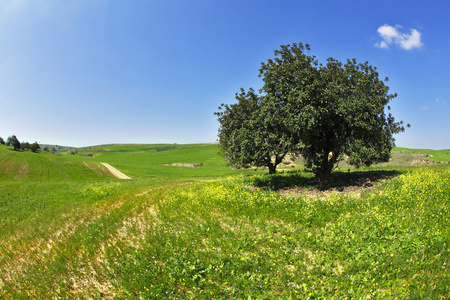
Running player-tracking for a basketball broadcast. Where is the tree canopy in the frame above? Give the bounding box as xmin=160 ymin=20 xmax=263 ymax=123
xmin=30 ymin=142 xmax=41 ymax=153
xmin=6 ymin=135 xmax=21 ymax=151
xmin=216 ymin=43 xmax=407 ymax=180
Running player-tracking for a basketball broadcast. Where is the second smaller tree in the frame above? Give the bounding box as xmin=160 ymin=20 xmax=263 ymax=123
xmin=215 ymin=88 xmax=294 ymax=174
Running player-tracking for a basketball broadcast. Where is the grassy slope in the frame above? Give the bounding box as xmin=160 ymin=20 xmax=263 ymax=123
xmin=394 ymin=147 xmax=450 ymax=162
xmin=0 ymin=144 xmax=111 ymax=181
xmin=0 ymin=144 xmax=449 ymax=298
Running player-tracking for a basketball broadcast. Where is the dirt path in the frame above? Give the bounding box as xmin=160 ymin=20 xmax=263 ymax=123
xmin=100 ymin=163 xmax=131 ymax=179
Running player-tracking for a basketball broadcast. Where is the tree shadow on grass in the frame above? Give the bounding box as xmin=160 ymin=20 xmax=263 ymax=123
xmin=249 ymin=169 xmax=403 ymax=195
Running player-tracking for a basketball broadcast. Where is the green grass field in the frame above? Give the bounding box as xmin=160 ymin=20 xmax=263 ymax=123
xmin=0 ymin=144 xmax=449 ymax=299
xmin=64 ymin=143 xmax=264 ymax=179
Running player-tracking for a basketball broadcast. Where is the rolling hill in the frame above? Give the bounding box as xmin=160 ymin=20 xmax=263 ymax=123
xmin=0 ymin=144 xmax=110 ymax=181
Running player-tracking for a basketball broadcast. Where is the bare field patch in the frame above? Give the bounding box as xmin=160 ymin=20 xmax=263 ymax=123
xmin=164 ymin=163 xmax=204 ymax=167
xmin=101 ymin=163 xmax=131 ymax=179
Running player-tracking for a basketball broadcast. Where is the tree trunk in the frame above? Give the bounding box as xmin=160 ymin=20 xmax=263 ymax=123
xmin=312 ymin=150 xmax=339 ymax=182
xmin=314 ymin=170 xmax=330 ymax=182
xmin=267 ymin=163 xmax=277 ymax=174
xmin=314 ymin=163 xmax=333 ymax=182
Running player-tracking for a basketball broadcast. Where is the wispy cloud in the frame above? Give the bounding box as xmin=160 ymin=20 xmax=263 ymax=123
xmin=435 ymin=97 xmax=446 ymax=104
xmin=421 ymin=98 xmax=446 ymax=111
xmin=375 ymin=24 xmax=423 ymax=50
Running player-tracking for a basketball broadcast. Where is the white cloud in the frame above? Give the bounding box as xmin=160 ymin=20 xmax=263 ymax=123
xmin=375 ymin=24 xmax=423 ymax=50
xmin=375 ymin=40 xmax=389 ymax=49
xmin=421 ymin=105 xmax=429 ymax=111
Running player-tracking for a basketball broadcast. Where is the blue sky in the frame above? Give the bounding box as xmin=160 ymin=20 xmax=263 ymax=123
xmin=0 ymin=0 xmax=449 ymax=148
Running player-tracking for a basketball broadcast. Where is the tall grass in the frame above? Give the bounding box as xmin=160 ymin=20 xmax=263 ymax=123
xmin=0 ymin=177 xmax=176 ymax=299
xmin=109 ymin=167 xmax=449 ymax=299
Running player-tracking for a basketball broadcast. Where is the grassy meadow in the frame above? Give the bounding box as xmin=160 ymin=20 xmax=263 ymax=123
xmin=0 ymin=143 xmax=449 ymax=299
xmin=64 ymin=144 xmax=262 ymax=179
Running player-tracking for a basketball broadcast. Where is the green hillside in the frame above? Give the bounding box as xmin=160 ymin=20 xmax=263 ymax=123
xmin=0 ymin=143 xmax=262 ymax=182
xmin=0 ymin=144 xmax=110 ymax=181
xmin=394 ymin=147 xmax=450 ymax=162
xmin=65 ymin=143 xmax=262 ymax=179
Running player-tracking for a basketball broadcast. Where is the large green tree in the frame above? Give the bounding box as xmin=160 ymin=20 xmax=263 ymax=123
xmin=259 ymin=43 xmax=407 ymax=180
xmin=217 ymin=43 xmax=407 ymax=180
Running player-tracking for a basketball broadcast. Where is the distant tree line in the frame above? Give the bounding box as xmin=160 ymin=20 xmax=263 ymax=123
xmin=0 ymin=135 xmax=41 ymax=153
